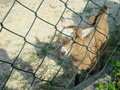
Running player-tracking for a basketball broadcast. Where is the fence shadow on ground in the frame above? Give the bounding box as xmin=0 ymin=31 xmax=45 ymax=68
xmin=0 ymin=48 xmax=34 ymax=89
xmin=34 ymin=37 xmax=74 ymax=89
xmin=0 ymin=48 xmax=11 ymax=89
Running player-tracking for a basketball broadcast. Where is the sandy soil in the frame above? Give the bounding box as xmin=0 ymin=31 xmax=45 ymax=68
xmin=0 ymin=0 xmax=120 ymax=90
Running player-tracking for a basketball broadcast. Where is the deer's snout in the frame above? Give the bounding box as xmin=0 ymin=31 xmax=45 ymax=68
xmin=60 ymin=51 xmax=66 ymax=56
xmin=60 ymin=47 xmax=68 ymax=56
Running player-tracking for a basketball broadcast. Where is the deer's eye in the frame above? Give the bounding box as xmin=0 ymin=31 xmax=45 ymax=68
xmin=62 ymin=41 xmax=66 ymax=45
xmin=62 ymin=39 xmax=71 ymax=45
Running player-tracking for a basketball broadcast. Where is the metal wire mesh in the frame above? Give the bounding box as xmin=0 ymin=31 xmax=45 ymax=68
xmin=0 ymin=0 xmax=120 ymax=89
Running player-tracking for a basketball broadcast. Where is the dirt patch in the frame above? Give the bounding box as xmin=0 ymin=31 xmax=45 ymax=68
xmin=0 ymin=0 xmax=120 ymax=89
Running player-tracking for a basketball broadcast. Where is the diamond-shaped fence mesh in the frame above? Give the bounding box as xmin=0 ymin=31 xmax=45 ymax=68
xmin=0 ymin=0 xmax=120 ymax=90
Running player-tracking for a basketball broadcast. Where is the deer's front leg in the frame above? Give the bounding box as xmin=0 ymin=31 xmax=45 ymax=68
xmin=75 ymin=73 xmax=81 ymax=86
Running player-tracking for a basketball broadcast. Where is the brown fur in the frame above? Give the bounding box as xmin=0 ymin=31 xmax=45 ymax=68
xmin=60 ymin=6 xmax=109 ymax=75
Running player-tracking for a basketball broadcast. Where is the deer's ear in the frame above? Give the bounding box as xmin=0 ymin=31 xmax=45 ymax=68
xmin=82 ymin=27 xmax=95 ymax=38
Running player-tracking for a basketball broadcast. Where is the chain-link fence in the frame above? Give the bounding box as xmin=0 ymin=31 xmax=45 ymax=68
xmin=0 ymin=0 xmax=120 ymax=90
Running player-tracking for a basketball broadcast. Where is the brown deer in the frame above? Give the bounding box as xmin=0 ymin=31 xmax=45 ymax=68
xmin=59 ymin=6 xmax=109 ymax=86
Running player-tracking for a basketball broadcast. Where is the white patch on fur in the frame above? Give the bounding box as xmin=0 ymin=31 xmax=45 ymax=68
xmin=62 ymin=28 xmax=75 ymax=37
xmin=61 ymin=46 xmax=68 ymax=55
xmin=82 ymin=27 xmax=94 ymax=38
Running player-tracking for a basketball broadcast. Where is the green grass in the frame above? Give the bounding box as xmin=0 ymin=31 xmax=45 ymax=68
xmin=65 ymin=9 xmax=70 ymax=12
xmin=50 ymin=4 xmax=57 ymax=9
xmin=84 ymin=7 xmax=93 ymax=13
xmin=47 ymin=35 xmax=52 ymax=39
xmin=3 ymin=87 xmax=10 ymax=90
xmin=4 ymin=74 xmax=10 ymax=80
xmin=48 ymin=34 xmax=60 ymax=40
xmin=50 ymin=80 xmax=61 ymax=87
xmin=13 ymin=74 xmax=19 ymax=80
xmin=94 ymin=7 xmax=99 ymax=10
xmin=108 ymin=29 xmax=120 ymax=47
xmin=108 ymin=37 xmax=119 ymax=47
xmin=10 ymin=71 xmax=19 ymax=80
xmin=95 ymin=60 xmax=120 ymax=90
xmin=96 ymin=25 xmax=120 ymax=90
